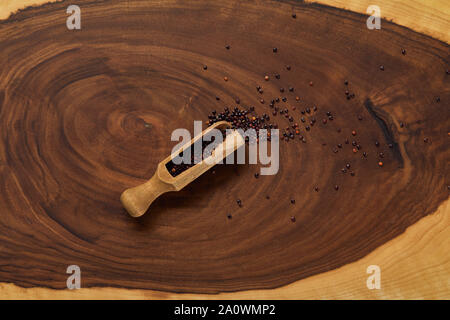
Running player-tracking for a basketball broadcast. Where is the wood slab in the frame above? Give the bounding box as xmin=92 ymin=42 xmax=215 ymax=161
xmin=0 ymin=0 xmax=449 ymax=298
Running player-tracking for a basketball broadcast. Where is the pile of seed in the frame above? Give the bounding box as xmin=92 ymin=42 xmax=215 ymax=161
xmin=199 ymin=41 xmax=414 ymax=221
xmin=206 ymin=106 xmax=278 ymax=143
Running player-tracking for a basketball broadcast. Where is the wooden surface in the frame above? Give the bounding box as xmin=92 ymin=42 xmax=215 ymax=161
xmin=2 ymin=0 xmax=449 ymax=42
xmin=0 ymin=0 xmax=449 ymax=299
xmin=1 ymin=199 xmax=447 ymax=299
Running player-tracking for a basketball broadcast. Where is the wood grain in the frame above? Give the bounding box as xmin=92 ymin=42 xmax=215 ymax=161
xmin=310 ymin=0 xmax=450 ymax=44
xmin=2 ymin=0 xmax=449 ymax=42
xmin=0 ymin=0 xmax=449 ymax=298
xmin=1 ymin=199 xmax=447 ymax=299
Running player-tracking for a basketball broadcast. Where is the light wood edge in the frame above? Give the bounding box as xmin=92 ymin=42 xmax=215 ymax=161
xmin=0 ymin=0 xmax=448 ymax=300
xmin=0 ymin=0 xmax=61 ymax=20
xmin=0 ymin=199 xmax=448 ymax=299
xmin=307 ymin=0 xmax=450 ymax=44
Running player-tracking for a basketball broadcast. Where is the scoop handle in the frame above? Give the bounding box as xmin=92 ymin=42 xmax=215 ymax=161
xmin=120 ymin=173 xmax=173 ymax=217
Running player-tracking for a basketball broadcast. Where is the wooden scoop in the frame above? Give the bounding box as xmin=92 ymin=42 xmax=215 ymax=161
xmin=120 ymin=121 xmax=244 ymax=217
